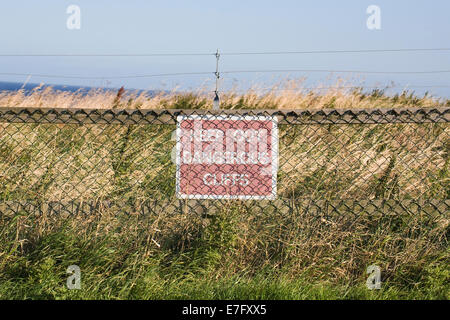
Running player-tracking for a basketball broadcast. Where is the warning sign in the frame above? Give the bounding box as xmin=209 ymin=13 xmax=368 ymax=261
xmin=176 ymin=115 xmax=278 ymax=199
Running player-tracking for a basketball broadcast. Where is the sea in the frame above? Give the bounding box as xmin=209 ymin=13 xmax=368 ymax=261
xmin=0 ymin=81 xmax=101 ymax=93
xmin=0 ymin=81 xmax=162 ymax=95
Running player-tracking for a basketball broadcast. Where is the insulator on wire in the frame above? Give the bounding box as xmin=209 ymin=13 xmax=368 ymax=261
xmin=213 ymin=91 xmax=220 ymax=110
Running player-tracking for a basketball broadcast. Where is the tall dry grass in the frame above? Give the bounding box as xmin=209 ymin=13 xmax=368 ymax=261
xmin=0 ymin=80 xmax=448 ymax=110
xmin=0 ymin=82 xmax=448 ymax=299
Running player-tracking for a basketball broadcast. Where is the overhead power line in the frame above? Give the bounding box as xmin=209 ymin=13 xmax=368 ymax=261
xmin=0 ymin=71 xmax=214 ymax=80
xmin=0 ymin=48 xmax=449 ymax=57
xmin=0 ymin=53 xmax=214 ymax=57
xmin=1 ymin=68 xmax=450 ymax=80
xmin=224 ymin=85 xmax=450 ymax=93
xmin=221 ymin=48 xmax=450 ymax=55
xmin=221 ymin=69 xmax=450 ymax=75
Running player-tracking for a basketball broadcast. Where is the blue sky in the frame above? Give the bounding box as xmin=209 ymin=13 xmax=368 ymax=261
xmin=0 ymin=0 xmax=449 ymax=97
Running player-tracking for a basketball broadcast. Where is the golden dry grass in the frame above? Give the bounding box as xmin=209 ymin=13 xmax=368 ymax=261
xmin=0 ymin=80 xmax=447 ymax=110
xmin=0 ymin=82 xmax=448 ymax=299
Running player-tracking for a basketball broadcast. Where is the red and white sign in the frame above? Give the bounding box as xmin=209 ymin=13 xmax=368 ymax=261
xmin=176 ymin=115 xmax=278 ymax=200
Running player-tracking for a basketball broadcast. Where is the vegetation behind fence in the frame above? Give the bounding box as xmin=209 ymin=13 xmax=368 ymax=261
xmin=0 ymin=106 xmax=448 ymax=299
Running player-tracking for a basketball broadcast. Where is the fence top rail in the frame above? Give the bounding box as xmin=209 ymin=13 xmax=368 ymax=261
xmin=0 ymin=106 xmax=448 ymax=125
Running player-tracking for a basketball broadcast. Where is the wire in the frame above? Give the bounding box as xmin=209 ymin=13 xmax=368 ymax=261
xmin=221 ymin=69 xmax=450 ymax=75
xmin=223 ymin=85 xmax=450 ymax=93
xmin=1 ymin=68 xmax=449 ymax=80
xmin=0 ymin=71 xmax=214 ymax=80
xmin=221 ymin=48 xmax=450 ymax=55
xmin=0 ymin=53 xmax=214 ymax=57
xmin=0 ymin=48 xmax=450 ymax=57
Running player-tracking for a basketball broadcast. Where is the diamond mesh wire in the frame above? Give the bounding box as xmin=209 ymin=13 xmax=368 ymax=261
xmin=0 ymin=107 xmax=448 ymax=218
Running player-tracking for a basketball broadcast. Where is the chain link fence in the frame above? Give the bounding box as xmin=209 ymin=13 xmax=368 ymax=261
xmin=0 ymin=107 xmax=448 ymax=218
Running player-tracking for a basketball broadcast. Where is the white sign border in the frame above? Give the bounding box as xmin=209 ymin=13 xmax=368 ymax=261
xmin=176 ymin=114 xmax=278 ymax=200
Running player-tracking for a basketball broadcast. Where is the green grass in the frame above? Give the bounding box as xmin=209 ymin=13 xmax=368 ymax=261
xmin=0 ymin=201 xmax=448 ymax=300
xmin=2 ymin=264 xmax=448 ymax=300
xmin=0 ymin=91 xmax=448 ymax=300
